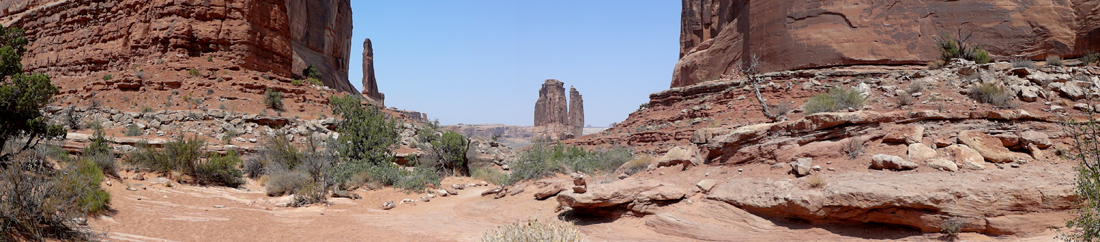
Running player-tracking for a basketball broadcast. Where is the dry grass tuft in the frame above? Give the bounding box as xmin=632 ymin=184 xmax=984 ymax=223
xmin=808 ymin=175 xmax=826 ymax=189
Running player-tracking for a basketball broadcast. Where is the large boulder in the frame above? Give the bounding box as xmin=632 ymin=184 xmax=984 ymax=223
xmin=957 ymin=131 xmax=1016 ymax=163
xmin=1020 ymin=131 xmax=1053 ymax=149
xmin=907 ymin=143 xmax=937 ymax=163
xmin=657 ymin=146 xmax=701 ymax=169
xmin=884 ymin=125 xmax=925 ymax=145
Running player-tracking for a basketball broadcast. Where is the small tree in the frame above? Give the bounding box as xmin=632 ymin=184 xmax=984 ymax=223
xmin=0 ymin=24 xmax=65 ymax=163
xmin=1064 ymin=113 xmax=1100 ymax=241
xmin=302 ymin=65 xmax=321 ymax=80
xmin=738 ymin=55 xmax=786 ymax=122
xmin=327 ymin=94 xmax=399 ymax=183
xmin=432 ymin=131 xmax=469 ymax=176
xmin=263 ymin=89 xmax=283 ymax=111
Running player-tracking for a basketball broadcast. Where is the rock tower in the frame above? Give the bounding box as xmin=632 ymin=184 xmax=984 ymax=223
xmin=533 ymin=79 xmax=583 ymax=141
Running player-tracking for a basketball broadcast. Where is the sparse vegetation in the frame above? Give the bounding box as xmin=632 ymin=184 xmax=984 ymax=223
xmin=264 ymin=89 xmax=283 ymax=110
xmin=1083 ymin=52 xmax=1099 ymax=65
xmin=1063 ymin=114 xmax=1100 ymax=241
xmin=967 ymin=83 xmax=1014 ymax=108
xmin=472 ymin=167 xmax=510 ymax=185
xmin=808 ymin=175 xmax=825 ymax=188
xmin=292 ymin=79 xmax=303 ymax=86
xmin=927 ymin=59 xmax=946 ymax=69
xmin=804 ymin=87 xmax=867 ymax=114
xmin=1012 ymin=57 xmax=1037 ymax=69
xmin=85 ymin=127 xmax=119 ymax=178
xmin=102 ymin=74 xmax=112 ymax=81
xmin=844 ymin=137 xmax=864 ymax=160
xmin=508 ymin=142 xmax=632 ymax=185
xmin=128 ymin=135 xmax=245 ymax=187
xmin=307 ymin=77 xmax=323 ymax=86
xmin=895 ymin=92 xmax=914 ymax=108
xmin=907 ymin=81 xmax=929 ymax=94
xmin=125 ymin=124 xmax=142 ymax=136
xmin=480 ymin=218 xmax=584 ymax=242
xmin=196 ymin=150 xmax=244 ymax=187
xmin=940 ymin=217 xmax=965 ymax=241
xmin=620 ymin=155 xmax=653 ymax=175
xmin=63 ymin=106 xmax=81 ymax=131
xmin=302 ymin=65 xmax=321 ymax=80
xmin=1048 ymin=55 xmax=1064 ymax=66
xmin=935 ymin=32 xmax=990 ymax=64
xmin=189 ymin=68 xmax=201 ymax=77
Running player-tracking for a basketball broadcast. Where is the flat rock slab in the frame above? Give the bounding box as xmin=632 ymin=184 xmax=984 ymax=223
xmin=957 ymin=131 xmax=1016 ymax=163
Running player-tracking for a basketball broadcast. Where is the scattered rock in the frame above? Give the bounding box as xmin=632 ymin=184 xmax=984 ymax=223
xmin=149 ymin=177 xmax=170 ymax=185
xmin=451 ymin=184 xmax=465 ymax=190
xmin=445 ymin=187 xmax=458 ymax=196
xmin=870 ymin=154 xmax=919 ymax=170
xmin=480 ymin=187 xmax=504 ymax=197
xmin=1018 ymin=86 xmax=1039 ymax=102
xmin=925 ymin=159 xmax=959 ymax=172
xmin=1019 ymin=131 xmax=1052 ymax=149
xmin=381 ymin=201 xmax=396 ymax=210
xmin=1051 ymin=105 xmax=1067 ymax=113
xmin=657 ymin=146 xmax=700 ymax=169
xmin=573 ymin=186 xmax=588 ymax=194
xmin=332 ymin=190 xmax=361 ymax=200
xmin=790 ymin=158 xmax=813 ymax=177
xmin=213 ymin=205 xmax=226 ymax=208
xmin=435 ymin=189 xmax=449 ymax=197
xmin=696 ymin=179 xmax=718 ymax=193
xmin=957 ymin=131 xmax=1016 ymax=163
xmin=535 ymin=183 xmax=565 ymax=200
xmin=420 ymin=196 xmax=431 ymax=202
xmin=1076 ymin=103 xmax=1094 ymax=112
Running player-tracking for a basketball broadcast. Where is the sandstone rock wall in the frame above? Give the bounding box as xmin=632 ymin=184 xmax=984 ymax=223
xmin=534 ymin=79 xmax=583 ymax=141
xmin=361 ymin=38 xmax=384 ymax=103
xmin=286 ymin=0 xmax=356 ymax=94
xmin=673 ymin=0 xmax=1100 ymax=88
xmin=0 ymin=0 xmax=358 ymax=94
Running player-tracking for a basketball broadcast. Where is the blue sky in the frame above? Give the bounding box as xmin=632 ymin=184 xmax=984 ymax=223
xmin=349 ymin=1 xmax=680 ymax=126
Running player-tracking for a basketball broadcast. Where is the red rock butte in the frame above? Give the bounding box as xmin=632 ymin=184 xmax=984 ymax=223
xmin=672 ymin=0 xmax=1100 ymax=88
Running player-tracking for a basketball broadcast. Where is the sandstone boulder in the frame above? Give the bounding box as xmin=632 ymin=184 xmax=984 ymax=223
xmin=790 ymin=158 xmax=813 ymax=177
xmin=696 ymin=179 xmax=719 ymax=193
xmin=926 ymin=159 xmax=959 ymax=172
xmin=944 ymin=144 xmax=987 ymax=170
xmin=1020 ymin=131 xmax=1052 ymax=149
xmin=657 ymin=146 xmax=700 ymax=169
xmin=534 ymin=183 xmax=565 ymax=200
xmin=906 ymin=144 xmax=937 ymax=163
xmin=958 ymin=131 xmax=1016 ymax=163
xmin=871 ymin=154 xmax=918 ymax=171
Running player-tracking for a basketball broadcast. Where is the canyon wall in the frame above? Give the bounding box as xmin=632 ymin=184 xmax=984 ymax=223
xmin=673 ymin=0 xmax=1100 ymax=87
xmin=0 ymin=0 xmax=358 ymax=94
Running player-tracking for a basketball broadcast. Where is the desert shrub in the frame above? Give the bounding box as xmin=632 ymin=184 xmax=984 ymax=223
xmin=327 ymin=94 xmax=399 ymax=184
xmin=472 ymin=167 xmax=510 ymax=185
xmin=804 ymin=87 xmax=867 ymax=114
xmin=291 ymin=79 xmax=303 ymax=86
xmin=307 ymin=77 xmax=323 ymax=86
xmin=1062 ymin=115 xmax=1100 ymax=241
xmin=1083 ymin=52 xmax=1099 ymax=65
xmin=243 ymin=158 xmax=264 ymax=179
xmin=302 ymin=65 xmax=321 ymax=79
xmin=265 ymin=170 xmax=312 ymax=197
xmin=417 ymin=120 xmax=442 ymax=144
xmin=480 ymin=218 xmax=584 ymax=242
xmin=63 ymin=107 xmax=81 ymax=131
xmin=84 ymin=127 xmax=119 ymax=179
xmin=620 ymin=155 xmax=653 ymax=175
xmin=1048 ymin=55 xmax=1064 ymax=66
xmin=769 ymin=102 xmax=793 ymax=116
xmin=808 ymin=175 xmax=825 ymax=188
xmin=843 ymin=137 xmax=864 ymax=160
xmin=1012 ymin=57 xmax=1037 ymax=69
xmin=102 ymin=74 xmax=112 ymax=81
xmin=940 ymin=217 xmax=965 ymax=240
xmin=907 ymin=81 xmax=929 ymax=94
xmin=125 ymin=124 xmax=142 ymax=136
xmin=251 ymin=135 xmax=302 ymax=174
xmin=427 ymin=131 xmax=468 ymax=175
xmin=263 ymin=89 xmax=283 ymax=111
xmin=195 ymin=150 xmax=244 ymax=187
xmin=188 ymin=69 xmax=201 ymax=76
xmin=1 ymin=152 xmax=105 ymax=241
xmin=967 ymin=84 xmax=1014 ymax=108
xmin=509 ymin=143 xmax=633 ymax=184
xmin=935 ymin=33 xmax=989 ymax=63
xmin=343 ymin=171 xmax=382 ymax=190
xmin=895 ymin=92 xmax=914 ymax=108
xmin=127 ymin=135 xmax=204 ymax=180
xmin=927 ymin=59 xmax=946 ymax=69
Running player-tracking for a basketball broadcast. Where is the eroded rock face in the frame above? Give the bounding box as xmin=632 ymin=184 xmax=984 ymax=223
xmin=672 ymin=0 xmax=1100 ymax=88
xmin=360 ymin=38 xmax=384 ymax=103
xmin=1 ymin=0 xmax=358 ymax=94
xmin=533 ymin=79 xmax=584 ymax=141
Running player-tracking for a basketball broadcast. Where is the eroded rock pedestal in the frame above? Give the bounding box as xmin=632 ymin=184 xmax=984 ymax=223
xmin=533 ymin=79 xmax=584 ymax=141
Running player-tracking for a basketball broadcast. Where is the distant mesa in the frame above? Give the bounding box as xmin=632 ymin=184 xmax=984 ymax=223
xmin=533 ymin=79 xmax=584 ymax=141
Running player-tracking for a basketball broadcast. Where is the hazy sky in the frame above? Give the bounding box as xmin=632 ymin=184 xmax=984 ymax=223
xmin=348 ymin=1 xmax=680 ymax=126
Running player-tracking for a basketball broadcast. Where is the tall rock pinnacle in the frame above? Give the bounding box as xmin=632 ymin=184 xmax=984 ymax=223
xmin=533 ymin=79 xmax=583 ymax=141
xmin=568 ymin=86 xmax=584 ymax=137
xmin=361 ymin=38 xmax=384 ymax=104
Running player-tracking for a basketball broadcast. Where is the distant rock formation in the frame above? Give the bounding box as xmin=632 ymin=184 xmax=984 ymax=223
xmin=533 ymin=79 xmax=584 ymax=141
xmin=567 ymin=86 xmax=584 ymax=138
xmin=672 ymin=0 xmax=1100 ymax=88
xmin=361 ymin=38 xmax=384 ymax=104
xmin=287 ymin=0 xmax=357 ymax=94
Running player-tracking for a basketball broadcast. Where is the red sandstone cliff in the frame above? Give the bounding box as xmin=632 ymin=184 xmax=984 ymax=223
xmin=673 ymin=0 xmax=1100 ymax=88
xmin=0 ymin=0 xmax=358 ymax=94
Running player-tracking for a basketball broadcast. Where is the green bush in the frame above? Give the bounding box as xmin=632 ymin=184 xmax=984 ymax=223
xmin=1048 ymin=55 xmax=1064 ymax=66
xmin=195 ymin=150 xmax=244 ymax=187
xmin=307 ymin=77 xmax=323 ymax=86
xmin=1083 ymin=52 xmax=1099 ymax=65
xmin=291 ymin=79 xmax=303 ymax=86
xmin=803 ymin=87 xmax=867 ymax=114
xmin=432 ymin=131 xmax=468 ymax=175
xmin=125 ymin=124 xmax=142 ymax=136
xmin=1064 ymin=115 xmax=1100 ymax=241
xmin=327 ymin=94 xmax=398 ymax=184
xmin=940 ymin=218 xmax=965 ymax=240
xmin=935 ymin=33 xmax=990 ymax=64
xmin=188 ymin=69 xmax=201 ymax=76
xmin=508 ymin=143 xmax=633 ymax=184
xmin=85 ymin=127 xmax=119 ymax=178
xmin=264 ymin=89 xmax=283 ymax=111
xmin=480 ymin=219 xmax=584 ymax=242
xmin=967 ymin=84 xmax=1014 ymax=108
xmin=302 ymin=65 xmax=321 ymax=79
xmin=127 ymin=135 xmax=205 ymax=180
